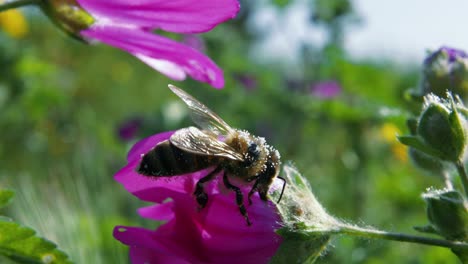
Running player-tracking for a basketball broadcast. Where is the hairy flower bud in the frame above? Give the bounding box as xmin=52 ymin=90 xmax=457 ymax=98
xmin=399 ymin=94 xmax=468 ymax=162
xmin=271 ymin=164 xmax=343 ymax=263
xmin=419 ymin=47 xmax=468 ymax=100
xmin=423 ymin=189 xmax=468 ymax=240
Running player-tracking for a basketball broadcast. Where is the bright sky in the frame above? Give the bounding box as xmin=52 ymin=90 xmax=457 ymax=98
xmin=250 ymin=0 xmax=468 ymax=64
xmin=347 ymin=0 xmax=468 ymax=62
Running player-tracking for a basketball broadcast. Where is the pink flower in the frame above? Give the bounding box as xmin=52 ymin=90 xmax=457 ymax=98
xmin=310 ymin=80 xmax=342 ymax=99
xmin=42 ymin=0 xmax=240 ymax=88
xmin=114 ymin=131 xmax=283 ymax=264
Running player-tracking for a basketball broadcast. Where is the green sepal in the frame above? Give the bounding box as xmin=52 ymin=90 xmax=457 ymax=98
xmin=397 ymin=135 xmax=446 ymax=160
xmin=417 ymin=103 xmax=464 ymax=162
xmin=448 ymin=104 xmax=468 ymax=158
xmin=408 ymin=147 xmax=447 ymax=176
xmin=413 ymin=224 xmax=438 ymax=235
xmin=39 ymin=0 xmax=95 ymax=42
xmin=270 ymin=227 xmax=331 ymax=264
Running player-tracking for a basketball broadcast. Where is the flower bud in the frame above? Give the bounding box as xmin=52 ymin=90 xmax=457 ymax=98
xmin=418 ymin=99 xmax=466 ymax=161
xmin=399 ymin=94 xmax=468 ymax=162
xmin=40 ymin=0 xmax=95 ymax=41
xmin=423 ymin=189 xmax=468 ymax=240
xmin=419 ymin=46 xmax=468 ymax=100
xmin=271 ymin=164 xmax=343 ymax=263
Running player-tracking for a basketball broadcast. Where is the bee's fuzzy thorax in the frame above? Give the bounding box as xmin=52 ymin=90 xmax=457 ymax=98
xmin=223 ymin=129 xmax=280 ymax=181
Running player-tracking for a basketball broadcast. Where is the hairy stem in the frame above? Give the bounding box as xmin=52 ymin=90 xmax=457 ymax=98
xmin=0 ymin=0 xmax=39 ymax=12
xmin=455 ymin=160 xmax=468 ymax=198
xmin=339 ymin=225 xmax=468 ymax=250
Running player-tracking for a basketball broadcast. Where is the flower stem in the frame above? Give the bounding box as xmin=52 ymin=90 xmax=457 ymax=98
xmin=455 ymin=160 xmax=468 ymax=198
xmin=339 ymin=225 xmax=468 ymax=250
xmin=0 ymin=0 xmax=40 ymax=12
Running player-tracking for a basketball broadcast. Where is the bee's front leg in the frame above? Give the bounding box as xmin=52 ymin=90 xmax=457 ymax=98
xmin=194 ymin=166 xmax=222 ymax=209
xmin=223 ymin=172 xmax=251 ymax=226
xmin=247 ymin=178 xmax=260 ymax=205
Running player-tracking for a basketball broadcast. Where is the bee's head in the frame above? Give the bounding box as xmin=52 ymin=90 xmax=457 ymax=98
xmin=244 ymin=142 xmax=261 ymax=166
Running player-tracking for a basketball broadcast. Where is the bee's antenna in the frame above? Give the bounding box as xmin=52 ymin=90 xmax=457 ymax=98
xmin=276 ymin=176 xmax=287 ymax=203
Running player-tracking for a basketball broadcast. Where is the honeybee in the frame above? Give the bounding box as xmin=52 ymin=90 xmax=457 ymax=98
xmin=138 ymin=84 xmax=285 ymax=226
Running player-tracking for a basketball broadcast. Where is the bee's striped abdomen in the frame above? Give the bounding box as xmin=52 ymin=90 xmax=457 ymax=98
xmin=137 ymin=140 xmax=218 ymax=176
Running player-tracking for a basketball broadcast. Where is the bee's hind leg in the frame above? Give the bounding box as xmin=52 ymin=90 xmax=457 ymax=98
xmin=223 ymin=172 xmax=251 ymax=226
xmin=194 ymin=166 xmax=222 ymax=209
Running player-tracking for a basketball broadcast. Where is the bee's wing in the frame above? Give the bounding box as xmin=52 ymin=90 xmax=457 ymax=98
xmin=168 ymin=84 xmax=233 ymax=136
xmin=170 ymin=127 xmax=244 ymax=161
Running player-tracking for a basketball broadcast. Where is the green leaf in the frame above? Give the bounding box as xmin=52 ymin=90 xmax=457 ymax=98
xmin=0 ymin=218 xmax=73 ymax=264
xmin=0 ymin=190 xmax=14 ymax=209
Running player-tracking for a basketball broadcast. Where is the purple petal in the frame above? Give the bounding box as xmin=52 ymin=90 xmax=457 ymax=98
xmin=114 ymin=226 xmax=194 ymax=264
xmin=76 ymin=0 xmax=240 ymax=33
xmin=115 ymin=188 xmax=282 ymax=263
xmin=81 ymin=25 xmax=224 ymax=88
xmin=424 ymin=46 xmax=468 ymax=65
xmin=138 ymin=202 xmax=175 ymax=221
xmin=182 ymin=34 xmax=206 ymax=52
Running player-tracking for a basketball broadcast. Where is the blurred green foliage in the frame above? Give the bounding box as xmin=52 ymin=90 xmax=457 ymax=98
xmin=0 ymin=189 xmax=72 ymax=264
xmin=0 ymin=1 xmax=461 ymax=263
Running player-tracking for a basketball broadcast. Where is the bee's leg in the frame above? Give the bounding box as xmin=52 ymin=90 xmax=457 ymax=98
xmin=223 ymin=172 xmax=251 ymax=226
xmin=194 ymin=166 xmax=222 ymax=209
xmin=247 ymin=179 xmax=259 ymax=205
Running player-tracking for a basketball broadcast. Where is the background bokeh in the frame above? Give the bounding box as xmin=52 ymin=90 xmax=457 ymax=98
xmin=0 ymin=0 xmax=461 ymax=263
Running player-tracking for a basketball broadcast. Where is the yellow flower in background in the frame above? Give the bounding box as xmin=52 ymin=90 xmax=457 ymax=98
xmin=0 ymin=8 xmax=28 ymax=38
xmin=379 ymin=123 xmax=408 ymax=162
xmin=380 ymin=123 xmax=400 ymax=142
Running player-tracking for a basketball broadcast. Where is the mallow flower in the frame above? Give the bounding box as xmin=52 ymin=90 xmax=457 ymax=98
xmin=310 ymin=80 xmax=342 ymax=99
xmin=113 ymin=131 xmax=340 ymax=263
xmin=113 ymin=131 xmax=283 ymax=263
xmin=40 ymin=0 xmax=240 ymax=88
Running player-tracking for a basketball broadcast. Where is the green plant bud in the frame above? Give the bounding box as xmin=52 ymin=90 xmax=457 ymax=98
xmin=423 ymin=189 xmax=468 ymax=240
xmin=420 ymin=47 xmax=468 ymax=100
xmin=271 ymin=164 xmax=344 ymax=263
xmin=40 ymin=0 xmax=95 ymax=41
xmin=416 ymin=95 xmax=468 ymax=162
